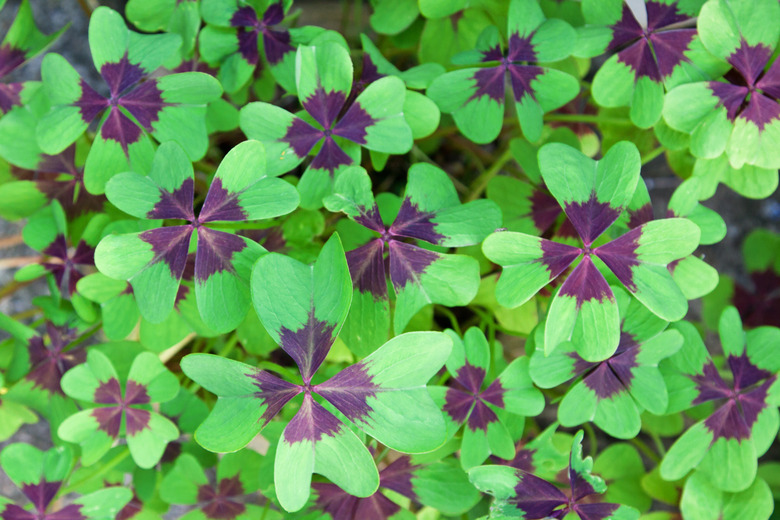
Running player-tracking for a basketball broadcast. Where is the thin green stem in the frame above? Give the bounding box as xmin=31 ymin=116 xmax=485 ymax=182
xmin=374 ymin=445 xmax=390 ymax=464
xmin=259 ymin=500 xmax=271 ymax=520
xmin=630 ymin=437 xmax=661 ymax=463
xmin=583 ymin=423 xmax=598 ymax=458
xmin=543 ymin=114 xmax=634 ymax=126
xmin=217 ymin=333 xmax=240 ymax=358
xmin=468 ymin=148 xmax=514 ymax=201
xmin=435 ymin=305 xmax=461 ymax=336
xmin=648 ymin=431 xmax=667 ymax=458
xmin=641 ymin=146 xmax=665 ymax=165
xmin=60 ymin=448 xmax=130 ymax=495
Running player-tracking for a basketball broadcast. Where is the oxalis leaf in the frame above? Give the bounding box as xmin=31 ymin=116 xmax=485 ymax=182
xmin=0 ymin=443 xmax=132 ymax=520
xmin=530 ymin=286 xmax=683 ymax=439
xmin=36 ymin=6 xmax=222 ymax=194
xmin=469 ymin=431 xmax=639 ymax=520
xmin=58 ymin=350 xmax=180 ymax=469
xmin=426 ymin=0 xmax=580 ymax=143
xmin=662 ymin=0 xmax=780 ymax=170
xmin=181 ymin=234 xmax=451 ymax=512
xmin=659 ymin=307 xmax=780 ymax=493
xmin=483 ymin=141 xmax=700 ymax=361
xmin=94 ymin=140 xmax=299 ymax=333
xmin=430 ymin=327 xmax=544 ymax=470
xmin=240 ymin=42 xmax=413 ymax=209
xmin=324 ymin=165 xmax=502 ymax=356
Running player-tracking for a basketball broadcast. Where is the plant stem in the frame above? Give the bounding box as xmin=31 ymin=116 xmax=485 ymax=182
xmin=648 ymin=431 xmax=666 ymax=457
xmin=60 ymin=448 xmax=130 ymax=495
xmin=0 ymin=234 xmax=24 ymax=249
xmin=543 ymin=114 xmax=634 ymax=126
xmin=630 ymin=436 xmax=661 ymax=463
xmin=374 ymin=445 xmax=390 ymax=463
xmin=0 ymin=280 xmax=32 ymax=301
xmin=435 ymin=305 xmax=461 ymax=336
xmin=641 ymin=146 xmax=665 ymax=165
xmin=583 ymin=423 xmax=598 ymax=457
xmin=467 ymin=148 xmax=513 ymax=201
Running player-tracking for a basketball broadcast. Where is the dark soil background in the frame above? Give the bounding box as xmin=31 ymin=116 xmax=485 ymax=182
xmin=1 ymin=0 xmax=779 ymax=514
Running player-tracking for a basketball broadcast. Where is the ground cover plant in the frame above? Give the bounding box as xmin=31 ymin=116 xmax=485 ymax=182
xmin=0 ymin=0 xmax=779 ymax=519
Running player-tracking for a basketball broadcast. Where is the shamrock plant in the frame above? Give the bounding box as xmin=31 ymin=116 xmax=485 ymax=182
xmin=94 ymin=140 xmax=298 ymax=332
xmin=470 ymin=431 xmax=640 ymax=520
xmin=324 ymin=164 xmax=501 ymax=354
xmin=182 ymin=236 xmax=451 ymax=511
xmin=0 ymin=0 xmax=779 ymax=519
xmin=484 ymin=141 xmax=700 ymax=361
xmin=427 ymin=0 xmax=580 ymax=143
xmin=38 ymin=7 xmax=222 ymax=194
xmin=240 ymin=42 xmax=413 ymax=208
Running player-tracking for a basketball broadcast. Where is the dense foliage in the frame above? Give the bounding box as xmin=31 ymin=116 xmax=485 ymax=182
xmin=0 ymin=0 xmax=779 ymax=519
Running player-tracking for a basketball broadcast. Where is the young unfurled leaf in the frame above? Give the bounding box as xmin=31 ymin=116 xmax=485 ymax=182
xmin=324 ymin=165 xmax=501 ymax=355
xmin=0 ymin=443 xmax=132 ymax=519
xmin=95 ymin=140 xmax=298 ymax=333
xmin=0 ymin=0 xmax=66 ymax=115
xmin=427 ymin=0 xmax=579 ymax=143
xmin=663 ymin=0 xmax=780 ymax=170
xmin=483 ymin=141 xmax=700 ymax=360
xmin=240 ymin=43 xmax=413 ymax=208
xmin=182 ymin=235 xmax=451 ymax=512
xmin=58 ymin=350 xmax=180 ymax=468
xmin=469 ymin=431 xmax=640 ymax=520
xmin=37 ymin=7 xmax=222 ymax=194
xmin=530 ymin=287 xmax=683 ymax=439
xmin=581 ymin=0 xmax=723 ymax=128
xmin=430 ymin=328 xmax=544 ymax=470
xmin=660 ymin=308 xmax=780 ymax=492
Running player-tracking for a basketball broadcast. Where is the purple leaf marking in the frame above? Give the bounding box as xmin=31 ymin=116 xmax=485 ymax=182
xmin=278 ymin=311 xmax=336 ymax=383
xmin=101 ymin=56 xmax=145 ymax=98
xmin=230 ymin=3 xmax=293 ymax=65
xmin=313 ymin=482 xmax=400 ymax=520
xmin=194 ymin=227 xmax=248 ymax=282
xmin=146 ymin=177 xmax=195 ymax=220
xmin=470 ymin=35 xmax=544 ymax=105
xmin=388 ymin=240 xmax=440 ymax=291
xmin=139 ymin=225 xmax=193 ymax=280
xmin=540 ymin=239 xmax=581 ymax=279
xmin=710 ymin=41 xmax=780 ymax=130
xmin=41 ymin=235 xmax=96 ymax=296
xmin=608 ymin=1 xmax=695 ymax=81
xmin=443 ymin=363 xmax=505 ymax=432
xmin=198 ymin=177 xmax=248 ymax=223
xmin=71 ymin=55 xmax=170 ymax=154
xmin=0 ymin=44 xmax=26 ymax=113
xmin=500 ymin=445 xmax=537 ymax=473
xmin=249 ymin=370 xmax=301 ymax=426
xmin=283 ymin=393 xmax=342 ymax=443
xmin=316 ymin=361 xmax=380 ymax=424
xmin=378 ymin=456 xmax=417 ymax=499
xmin=26 ymin=323 xmax=84 ymax=395
xmin=691 ymin=352 xmax=776 ymax=441
xmin=509 ymin=472 xmax=568 ymax=518
xmin=281 ymin=118 xmax=327 ymax=159
xmin=11 ymin=145 xmax=104 ymax=218
xmin=1 ymin=481 xmax=87 ymax=520
xmin=593 ymin=227 xmax=641 ymax=292
xmin=563 ymin=192 xmax=621 ymax=246
xmin=197 ymin=475 xmax=246 ymax=520
xmin=309 ymin=136 xmax=354 ymax=172
xmin=346 ymin=239 xmax=387 ymax=299
xmin=92 ymin=378 xmax=151 ymax=437
xmin=734 ymin=270 xmax=780 ymax=328
xmin=530 ymin=188 xmax=562 ymax=233
xmin=557 ymin=256 xmax=613 ymax=306
xmin=302 ymin=88 xmax=347 ymax=130
xmin=573 ymin=503 xmax=620 ymax=520
xmin=332 ymin=101 xmax=374 ymax=145
xmin=627 ymin=203 xmax=653 ymax=229
xmin=0 ymin=44 xmax=26 ymax=78
xmin=389 ymin=198 xmax=447 ymax=245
